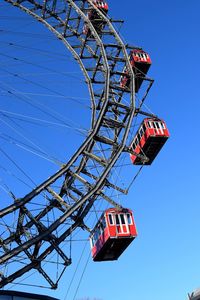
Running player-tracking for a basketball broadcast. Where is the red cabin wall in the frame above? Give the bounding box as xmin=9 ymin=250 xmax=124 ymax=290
xmin=91 ymin=226 xmax=110 ymax=259
xmin=105 ymin=210 xmax=137 ymax=238
xmin=130 ymin=50 xmax=152 ymax=65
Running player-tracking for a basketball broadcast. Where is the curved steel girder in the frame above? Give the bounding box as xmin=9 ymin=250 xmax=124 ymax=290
xmin=4 ymin=0 xmax=110 ymax=128
xmin=0 ymin=0 xmax=136 ymax=288
xmin=1 ymin=0 xmax=109 ymax=216
xmin=0 ymin=0 xmax=137 ymax=215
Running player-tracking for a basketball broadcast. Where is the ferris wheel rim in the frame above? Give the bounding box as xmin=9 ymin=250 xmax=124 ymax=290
xmin=0 ymin=0 xmax=139 ymax=289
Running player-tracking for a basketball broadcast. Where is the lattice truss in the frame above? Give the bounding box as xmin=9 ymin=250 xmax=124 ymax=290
xmin=0 ymin=0 xmax=154 ymax=289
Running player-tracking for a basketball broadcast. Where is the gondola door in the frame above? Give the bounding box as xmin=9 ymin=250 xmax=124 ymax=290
xmin=115 ymin=213 xmax=130 ymax=235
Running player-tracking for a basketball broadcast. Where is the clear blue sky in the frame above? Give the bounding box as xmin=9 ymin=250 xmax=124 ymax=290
xmin=1 ymin=1 xmax=200 ymax=300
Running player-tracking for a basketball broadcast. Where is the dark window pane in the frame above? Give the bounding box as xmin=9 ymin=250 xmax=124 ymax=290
xmin=120 ymin=214 xmax=125 ymax=224
xmin=115 ymin=214 xmax=120 ymax=225
xmin=108 ymin=214 xmax=113 ymax=225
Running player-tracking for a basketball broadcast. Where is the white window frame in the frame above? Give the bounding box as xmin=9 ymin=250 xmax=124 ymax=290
xmin=108 ymin=213 xmax=114 ymax=226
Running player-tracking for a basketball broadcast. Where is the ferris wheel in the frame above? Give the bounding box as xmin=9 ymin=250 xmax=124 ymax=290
xmin=0 ymin=0 xmax=169 ymax=291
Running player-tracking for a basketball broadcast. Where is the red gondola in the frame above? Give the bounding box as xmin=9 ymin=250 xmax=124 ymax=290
xmin=130 ymin=118 xmax=170 ymax=165
xmin=83 ymin=0 xmax=108 ymax=36
xmin=90 ymin=208 xmax=137 ymax=262
xmin=120 ymin=49 xmax=152 ymax=92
